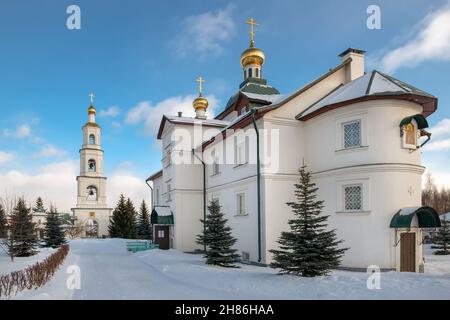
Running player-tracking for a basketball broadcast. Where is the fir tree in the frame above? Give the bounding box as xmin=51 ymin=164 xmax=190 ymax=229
xmin=270 ymin=165 xmax=348 ymax=277
xmin=433 ymin=216 xmax=450 ymax=255
xmin=0 ymin=204 xmax=7 ymax=239
xmin=109 ymin=195 xmax=137 ymax=239
xmin=137 ymin=200 xmax=152 ymax=240
xmin=8 ymin=198 xmax=38 ymax=257
xmin=33 ymin=197 xmax=45 ymax=213
xmin=196 ymin=199 xmax=240 ymax=267
xmin=126 ymin=198 xmax=138 ymax=239
xmin=43 ymin=205 xmax=67 ymax=248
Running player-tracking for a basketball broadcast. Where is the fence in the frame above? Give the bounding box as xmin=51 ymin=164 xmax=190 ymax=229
xmin=0 ymin=244 xmax=69 ymax=298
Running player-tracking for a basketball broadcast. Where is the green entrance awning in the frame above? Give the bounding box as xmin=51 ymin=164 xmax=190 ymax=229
xmin=399 ymin=114 xmax=429 ymax=129
xmin=390 ymin=206 xmax=441 ymax=228
xmin=151 ymin=206 xmax=174 ymax=225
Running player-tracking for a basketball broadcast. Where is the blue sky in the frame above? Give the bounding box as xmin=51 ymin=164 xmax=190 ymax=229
xmin=0 ymin=0 xmax=449 ymax=210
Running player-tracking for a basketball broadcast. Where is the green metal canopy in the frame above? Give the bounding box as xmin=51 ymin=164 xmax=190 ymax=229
xmin=151 ymin=206 xmax=174 ymax=225
xmin=390 ymin=206 xmax=441 ymax=228
xmin=399 ymin=114 xmax=429 ymax=129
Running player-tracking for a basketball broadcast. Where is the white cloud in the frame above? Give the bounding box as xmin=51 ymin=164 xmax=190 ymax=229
xmin=169 ymin=4 xmax=235 ymax=58
xmin=0 ymin=151 xmax=15 ymax=164
xmin=32 ymin=145 xmax=67 ymax=158
xmin=423 ymin=139 xmax=450 ymax=151
xmin=0 ymin=160 xmax=149 ymax=212
xmin=370 ymin=1 xmax=450 ymax=73
xmin=125 ymin=95 xmax=220 ymax=135
xmin=2 ymin=124 xmax=32 ymax=139
xmin=429 ymin=118 xmax=450 ymax=138
xmin=99 ymin=106 xmax=120 ymax=118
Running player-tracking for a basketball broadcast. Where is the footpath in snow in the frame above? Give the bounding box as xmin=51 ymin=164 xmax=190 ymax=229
xmin=4 ymin=239 xmax=449 ymax=300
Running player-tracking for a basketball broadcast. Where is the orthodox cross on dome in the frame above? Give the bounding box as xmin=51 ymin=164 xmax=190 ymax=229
xmin=196 ymin=77 xmax=205 ymax=97
xmin=89 ymin=92 xmax=95 ymax=106
xmin=246 ymin=17 xmax=259 ymax=47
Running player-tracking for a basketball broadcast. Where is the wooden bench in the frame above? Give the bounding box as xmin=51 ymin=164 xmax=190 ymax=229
xmin=126 ymin=241 xmax=159 ymax=253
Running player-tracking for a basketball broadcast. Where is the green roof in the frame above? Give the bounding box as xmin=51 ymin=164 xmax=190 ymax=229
xmin=390 ymin=207 xmax=441 ymax=228
xmin=151 ymin=207 xmax=174 ymax=225
xmin=399 ymin=114 xmax=429 ymax=129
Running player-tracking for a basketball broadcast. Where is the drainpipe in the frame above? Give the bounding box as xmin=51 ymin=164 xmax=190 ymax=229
xmin=145 ymin=179 xmax=154 ymax=211
xmin=192 ymin=148 xmax=207 ymax=252
xmin=251 ymin=109 xmax=262 ymax=263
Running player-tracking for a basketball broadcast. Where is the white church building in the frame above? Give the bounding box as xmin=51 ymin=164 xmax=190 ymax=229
xmin=147 ymin=19 xmax=441 ymax=272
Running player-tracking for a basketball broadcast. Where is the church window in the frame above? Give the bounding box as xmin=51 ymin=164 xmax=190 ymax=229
xmin=255 ymin=68 xmax=259 ymax=78
xmin=343 ymin=184 xmax=362 ymax=211
xmin=248 ymin=68 xmax=253 ymax=78
xmin=155 ymin=188 xmax=160 ymax=205
xmin=236 ymin=193 xmax=246 ymax=215
xmin=89 ymin=134 xmax=95 ymax=145
xmin=343 ymin=120 xmax=361 ymax=149
xmin=88 ymin=159 xmax=96 ymax=172
xmin=235 ymin=137 xmax=247 ymax=166
xmin=86 ymin=186 xmax=97 ymax=201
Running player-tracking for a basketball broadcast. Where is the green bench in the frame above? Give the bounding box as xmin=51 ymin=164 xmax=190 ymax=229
xmin=126 ymin=241 xmax=159 ymax=253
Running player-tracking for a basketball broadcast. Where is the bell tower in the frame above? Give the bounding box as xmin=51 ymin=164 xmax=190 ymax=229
xmin=71 ymin=93 xmax=112 ymax=238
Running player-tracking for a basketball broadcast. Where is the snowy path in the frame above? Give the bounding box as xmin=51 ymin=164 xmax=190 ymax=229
xmin=10 ymin=239 xmax=450 ymax=300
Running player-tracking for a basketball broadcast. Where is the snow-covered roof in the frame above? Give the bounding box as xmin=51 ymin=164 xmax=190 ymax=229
xmin=153 ymin=206 xmax=172 ymax=216
xmin=242 ymin=92 xmax=285 ymax=104
xmin=298 ymin=70 xmax=436 ymax=119
xmin=165 ymin=115 xmax=230 ymax=127
xmin=399 ymin=207 xmax=421 ymax=216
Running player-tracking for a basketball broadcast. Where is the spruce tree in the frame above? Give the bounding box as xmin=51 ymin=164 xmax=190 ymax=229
xmin=433 ymin=216 xmax=450 ymax=255
xmin=33 ymin=197 xmax=45 ymax=213
xmin=43 ymin=205 xmax=67 ymax=248
xmin=109 ymin=195 xmax=137 ymax=239
xmin=0 ymin=204 xmax=7 ymax=239
xmin=126 ymin=198 xmax=138 ymax=239
xmin=196 ymin=199 xmax=240 ymax=267
xmin=270 ymin=165 xmax=348 ymax=277
xmin=137 ymin=200 xmax=152 ymax=240
xmin=8 ymin=198 xmax=38 ymax=257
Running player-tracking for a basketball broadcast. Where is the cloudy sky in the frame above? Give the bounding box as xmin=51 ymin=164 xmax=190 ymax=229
xmin=0 ymin=0 xmax=449 ymax=211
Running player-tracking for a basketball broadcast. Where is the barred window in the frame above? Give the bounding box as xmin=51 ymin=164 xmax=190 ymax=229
xmin=344 ymin=184 xmax=362 ymax=211
xmin=343 ymin=120 xmax=361 ymax=149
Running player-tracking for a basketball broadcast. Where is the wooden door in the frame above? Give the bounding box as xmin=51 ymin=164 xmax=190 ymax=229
xmin=400 ymin=233 xmax=416 ymax=272
xmin=155 ymin=225 xmax=170 ymax=250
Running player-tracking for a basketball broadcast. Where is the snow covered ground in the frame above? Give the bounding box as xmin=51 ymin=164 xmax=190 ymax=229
xmin=0 ymin=245 xmax=55 ymax=275
xmin=3 ymin=239 xmax=449 ymax=300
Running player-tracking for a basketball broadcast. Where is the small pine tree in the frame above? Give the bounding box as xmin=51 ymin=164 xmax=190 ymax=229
xmin=33 ymin=197 xmax=45 ymax=213
xmin=43 ymin=205 xmax=67 ymax=248
xmin=433 ymin=216 xmax=450 ymax=255
xmin=8 ymin=198 xmax=38 ymax=257
xmin=0 ymin=204 xmax=7 ymax=238
xmin=137 ymin=200 xmax=152 ymax=240
xmin=270 ymin=165 xmax=348 ymax=277
xmin=196 ymin=199 xmax=240 ymax=267
xmin=109 ymin=195 xmax=137 ymax=239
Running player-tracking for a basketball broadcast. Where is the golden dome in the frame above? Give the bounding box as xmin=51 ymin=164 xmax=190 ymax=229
xmin=240 ymin=46 xmax=265 ymax=68
xmin=193 ymin=96 xmax=208 ymax=111
xmin=88 ymin=105 xmax=96 ymax=115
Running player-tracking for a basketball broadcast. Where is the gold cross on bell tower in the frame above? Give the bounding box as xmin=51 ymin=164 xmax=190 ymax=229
xmin=196 ymin=77 xmax=205 ymax=97
xmin=89 ymin=92 xmax=95 ymax=106
xmin=246 ymin=17 xmax=259 ymax=47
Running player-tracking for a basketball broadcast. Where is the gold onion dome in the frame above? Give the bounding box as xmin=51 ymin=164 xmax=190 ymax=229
xmin=193 ymin=96 xmax=208 ymax=111
xmin=88 ymin=105 xmax=96 ymax=114
xmin=240 ymin=45 xmax=265 ymax=68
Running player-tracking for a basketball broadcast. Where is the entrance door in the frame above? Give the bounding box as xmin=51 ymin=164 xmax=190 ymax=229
xmin=400 ymin=232 xmax=416 ymax=272
xmin=155 ymin=225 xmax=170 ymax=250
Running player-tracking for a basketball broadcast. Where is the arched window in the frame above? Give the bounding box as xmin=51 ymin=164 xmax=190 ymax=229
xmin=86 ymin=186 xmax=98 ymax=200
xmin=88 ymin=159 xmax=96 ymax=172
xmin=89 ymin=134 xmax=95 ymax=145
xmin=405 ymin=123 xmax=416 ymax=146
xmin=248 ymin=68 xmax=253 ymax=78
xmin=255 ymin=68 xmax=259 ymax=78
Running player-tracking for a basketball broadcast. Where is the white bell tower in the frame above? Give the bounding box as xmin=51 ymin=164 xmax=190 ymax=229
xmin=71 ymin=93 xmax=112 ymax=238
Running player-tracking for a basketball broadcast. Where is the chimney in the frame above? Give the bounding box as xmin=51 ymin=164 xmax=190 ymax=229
xmin=339 ymin=48 xmax=366 ymax=82
xmin=178 ymin=111 xmax=183 ymax=117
